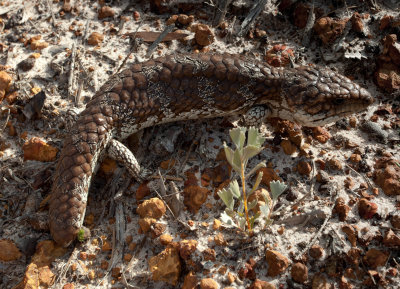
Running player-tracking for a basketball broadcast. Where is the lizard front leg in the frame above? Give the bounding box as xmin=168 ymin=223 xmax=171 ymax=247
xmin=107 ymin=139 xmax=149 ymax=181
xmin=242 ymin=105 xmax=271 ymax=127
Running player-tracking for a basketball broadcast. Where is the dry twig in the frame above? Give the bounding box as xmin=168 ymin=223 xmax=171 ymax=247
xmin=68 ymin=42 xmax=77 ymax=102
xmin=238 ymin=0 xmax=268 ymax=37
xmin=0 ymin=108 xmax=10 ymax=133
xmin=45 ymin=0 xmax=56 ymax=27
xmin=146 ymin=24 xmax=175 ymax=58
xmin=211 ymin=0 xmax=231 ymax=27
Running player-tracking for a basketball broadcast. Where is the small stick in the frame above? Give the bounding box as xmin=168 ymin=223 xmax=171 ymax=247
xmin=0 ymin=108 xmax=10 ymax=133
xmin=346 ymin=164 xmax=374 ymax=194
xmin=45 ymin=0 xmax=56 ymax=27
xmin=75 ymin=75 xmax=84 ymax=106
xmin=212 ymin=0 xmax=231 ymax=27
xmin=178 ymin=138 xmax=197 ymax=175
xmin=124 ymin=235 xmax=147 ymax=273
xmin=309 ymin=159 xmax=316 ymax=199
xmin=82 ymin=20 xmax=90 ymax=45
xmin=121 ymin=272 xmax=139 ymax=289
xmin=301 ymin=0 xmax=315 ymax=46
xmin=54 ymin=247 xmax=79 ymax=285
xmin=68 ymin=42 xmax=77 ymax=102
xmin=295 ymin=200 xmax=335 ymax=260
xmin=238 ymin=0 xmax=268 ymax=37
xmin=115 ymin=19 xmax=144 ymax=74
xmin=155 ymin=188 xmax=192 ymax=230
xmin=96 ymin=228 xmax=118 ymax=286
xmin=272 ymin=159 xmax=316 ymax=217
xmin=146 ymin=24 xmax=174 ymax=58
xmin=330 ymin=226 xmax=348 ymax=247
xmin=155 ymin=170 xmax=192 ymax=230
xmin=149 ymin=175 xmax=184 ymax=181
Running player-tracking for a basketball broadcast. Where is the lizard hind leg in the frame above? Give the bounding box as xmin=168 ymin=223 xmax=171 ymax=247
xmin=107 ymin=139 xmax=151 ymax=181
xmin=241 ymin=105 xmax=271 ymax=127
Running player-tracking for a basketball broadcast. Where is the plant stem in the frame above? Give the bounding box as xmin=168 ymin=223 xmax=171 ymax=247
xmin=241 ymin=162 xmax=251 ymax=233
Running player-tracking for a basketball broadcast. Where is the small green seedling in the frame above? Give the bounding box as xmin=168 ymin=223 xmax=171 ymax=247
xmin=77 ymin=228 xmax=86 ymax=242
xmin=217 ymin=127 xmax=287 ymax=233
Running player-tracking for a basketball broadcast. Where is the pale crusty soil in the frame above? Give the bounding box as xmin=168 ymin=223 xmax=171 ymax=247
xmin=0 ymin=1 xmax=399 ymax=289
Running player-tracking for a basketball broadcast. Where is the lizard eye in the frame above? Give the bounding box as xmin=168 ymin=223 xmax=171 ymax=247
xmin=333 ymin=98 xmax=345 ymax=105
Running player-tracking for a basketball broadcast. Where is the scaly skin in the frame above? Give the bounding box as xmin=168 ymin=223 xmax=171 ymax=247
xmin=49 ymin=54 xmax=373 ymax=246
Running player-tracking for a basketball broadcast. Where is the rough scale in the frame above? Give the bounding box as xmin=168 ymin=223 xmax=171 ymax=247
xmin=49 ymin=53 xmax=373 ymax=246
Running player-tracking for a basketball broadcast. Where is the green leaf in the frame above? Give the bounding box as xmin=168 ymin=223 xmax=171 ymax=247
xmin=230 ymin=127 xmax=246 ymax=150
xmin=245 ymin=161 xmax=266 ymax=179
xmin=265 ymin=219 xmax=273 ymax=226
xmin=249 ymin=213 xmax=260 ymax=229
xmin=238 ymin=216 xmax=246 ymax=230
xmin=229 ymin=179 xmax=241 ymax=199
xmin=242 ymin=145 xmax=263 ymax=161
xmin=247 ymin=127 xmax=266 ymax=147
xmin=248 ymin=199 xmax=258 ymax=210
xmin=221 ymin=211 xmax=237 ymax=227
xmin=270 ymin=180 xmax=287 ymax=200
xmin=232 ymin=148 xmax=242 ymax=174
xmin=238 ymin=201 xmax=244 ymax=214
xmin=225 ymin=208 xmax=235 ymax=217
xmin=259 ymin=204 xmax=270 ymax=218
xmin=217 ymin=188 xmax=234 ymax=210
xmin=77 ymin=228 xmax=85 ymax=242
xmin=261 ymin=189 xmax=271 ymax=205
xmin=223 ymin=143 xmax=241 ymax=173
xmin=249 ymin=171 xmax=263 ymax=195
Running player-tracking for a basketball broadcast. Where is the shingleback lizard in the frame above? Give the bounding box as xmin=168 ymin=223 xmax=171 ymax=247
xmin=49 ymin=53 xmax=374 ymax=247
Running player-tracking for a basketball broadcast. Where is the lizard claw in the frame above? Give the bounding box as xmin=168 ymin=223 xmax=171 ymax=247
xmin=136 ymin=168 xmax=152 ymax=182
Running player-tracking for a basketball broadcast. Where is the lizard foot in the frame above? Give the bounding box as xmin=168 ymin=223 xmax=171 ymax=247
xmin=107 ymin=139 xmax=143 ymax=181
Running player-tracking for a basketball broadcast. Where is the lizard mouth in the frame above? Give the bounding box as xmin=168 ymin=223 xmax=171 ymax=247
xmin=290 ymin=98 xmax=372 ymax=127
xmin=302 ymin=103 xmax=370 ymax=126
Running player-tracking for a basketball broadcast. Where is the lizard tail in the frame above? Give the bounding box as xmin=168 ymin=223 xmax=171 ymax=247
xmin=49 ymin=103 xmax=115 ymax=247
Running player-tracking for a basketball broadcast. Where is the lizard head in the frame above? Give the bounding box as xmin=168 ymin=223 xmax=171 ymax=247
xmin=278 ymin=66 xmax=373 ymax=127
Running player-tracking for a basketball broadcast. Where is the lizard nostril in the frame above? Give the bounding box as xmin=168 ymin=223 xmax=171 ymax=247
xmin=332 ymin=98 xmax=345 ymax=105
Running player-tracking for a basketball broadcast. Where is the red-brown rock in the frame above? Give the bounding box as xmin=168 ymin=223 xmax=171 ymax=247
xmin=383 ymin=229 xmax=400 ymax=247
xmin=314 ymin=17 xmax=348 ymax=44
xmin=200 ymin=278 xmax=218 ymax=289
xmin=194 ymin=24 xmax=214 ymax=46
xmin=148 ymin=246 xmax=181 ymax=285
xmin=333 ymin=197 xmax=350 ymax=221
xmin=179 ymin=239 xmax=197 ymax=260
xmin=363 ymin=249 xmax=389 ymax=269
xmin=137 ymin=198 xmax=166 ymax=219
xmin=291 ymin=262 xmax=308 ymax=284
xmin=373 ymin=157 xmax=400 ymax=196
xmin=249 ymin=279 xmax=276 ymax=289
xmin=182 ymin=271 xmax=198 ymax=289
xmin=309 ymin=245 xmax=324 ymax=259
xmin=23 ymin=138 xmax=58 ymax=162
xmin=358 ymin=198 xmax=378 ymax=219
xmin=0 ymin=239 xmax=22 ymax=261
xmin=265 ymin=250 xmax=289 ymax=277
xmin=98 ymin=6 xmax=114 ymax=19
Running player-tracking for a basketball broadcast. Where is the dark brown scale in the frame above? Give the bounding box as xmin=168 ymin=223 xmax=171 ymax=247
xmin=160 ymin=67 xmax=172 ymax=83
xmin=214 ymin=63 xmax=227 ymax=80
xmin=121 ymin=90 xmax=131 ymax=103
xmin=203 ymin=63 xmax=215 ymax=78
xmin=162 ymin=59 xmax=175 ymax=71
xmin=133 ymin=73 xmax=147 ymax=89
xmin=111 ymin=81 xmax=123 ymax=94
xmin=123 ymin=77 xmax=135 ymax=92
xmin=172 ymin=63 xmax=183 ymax=78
